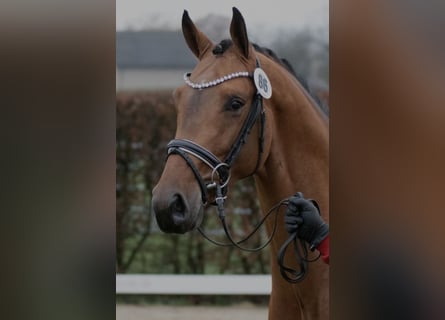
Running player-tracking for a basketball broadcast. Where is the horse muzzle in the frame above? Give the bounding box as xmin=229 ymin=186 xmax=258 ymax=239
xmin=152 ymin=178 xmax=204 ymax=234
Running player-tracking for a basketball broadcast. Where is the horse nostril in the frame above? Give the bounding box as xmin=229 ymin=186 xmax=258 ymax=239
xmin=171 ymin=194 xmax=185 ymax=213
xmin=169 ymin=194 xmax=187 ymax=225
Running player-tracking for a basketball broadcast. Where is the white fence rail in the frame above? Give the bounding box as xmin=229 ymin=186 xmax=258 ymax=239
xmin=116 ymin=274 xmax=272 ymax=295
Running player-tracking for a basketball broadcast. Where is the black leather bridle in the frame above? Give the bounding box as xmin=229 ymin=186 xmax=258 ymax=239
xmin=164 ymin=59 xmax=320 ymax=282
xmin=166 ymin=59 xmax=266 ymax=209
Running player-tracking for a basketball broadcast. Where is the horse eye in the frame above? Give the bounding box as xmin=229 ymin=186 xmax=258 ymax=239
xmin=227 ymin=98 xmax=245 ymax=111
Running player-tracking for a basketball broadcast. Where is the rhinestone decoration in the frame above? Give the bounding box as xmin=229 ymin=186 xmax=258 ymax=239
xmin=183 ymin=71 xmax=251 ymax=89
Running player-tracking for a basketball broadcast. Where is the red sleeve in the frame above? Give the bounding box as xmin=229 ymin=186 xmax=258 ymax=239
xmin=317 ymin=236 xmax=329 ymax=265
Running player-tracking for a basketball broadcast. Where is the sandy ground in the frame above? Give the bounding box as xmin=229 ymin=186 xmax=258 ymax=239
xmin=116 ymin=303 xmax=268 ymax=320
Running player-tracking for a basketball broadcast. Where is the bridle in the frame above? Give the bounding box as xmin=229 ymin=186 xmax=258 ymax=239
xmin=167 ymin=58 xmax=266 ymax=208
xmin=165 ymin=57 xmax=319 ymax=282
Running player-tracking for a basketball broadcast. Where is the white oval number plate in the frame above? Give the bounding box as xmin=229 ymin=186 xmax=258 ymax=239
xmin=253 ymin=68 xmax=272 ymax=99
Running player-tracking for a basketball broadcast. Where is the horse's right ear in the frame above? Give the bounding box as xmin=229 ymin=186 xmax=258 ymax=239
xmin=182 ymin=10 xmax=213 ymax=59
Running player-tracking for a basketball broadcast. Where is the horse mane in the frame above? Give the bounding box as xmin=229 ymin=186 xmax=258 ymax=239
xmin=213 ymin=40 xmax=329 ymax=116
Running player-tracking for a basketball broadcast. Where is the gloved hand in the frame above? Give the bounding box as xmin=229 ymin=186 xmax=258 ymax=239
xmin=285 ymin=192 xmax=329 ymax=250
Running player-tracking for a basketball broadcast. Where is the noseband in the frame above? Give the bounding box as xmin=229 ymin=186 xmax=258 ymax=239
xmin=166 ymin=59 xmax=266 ymax=207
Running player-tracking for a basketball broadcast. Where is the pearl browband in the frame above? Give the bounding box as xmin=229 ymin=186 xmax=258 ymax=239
xmin=183 ymin=71 xmax=251 ymax=89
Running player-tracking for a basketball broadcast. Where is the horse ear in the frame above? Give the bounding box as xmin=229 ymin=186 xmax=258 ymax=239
xmin=182 ymin=10 xmax=212 ymax=59
xmin=230 ymin=7 xmax=250 ymax=59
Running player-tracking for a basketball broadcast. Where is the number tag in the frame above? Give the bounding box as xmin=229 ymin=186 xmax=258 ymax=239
xmin=253 ymin=68 xmax=272 ymax=99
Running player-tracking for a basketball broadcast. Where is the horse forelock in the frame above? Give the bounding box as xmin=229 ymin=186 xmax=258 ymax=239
xmin=212 ymin=39 xmax=233 ymax=55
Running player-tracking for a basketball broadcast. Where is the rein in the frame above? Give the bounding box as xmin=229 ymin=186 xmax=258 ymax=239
xmin=199 ymin=196 xmax=320 ymax=282
xmin=166 ymin=58 xmax=318 ymax=283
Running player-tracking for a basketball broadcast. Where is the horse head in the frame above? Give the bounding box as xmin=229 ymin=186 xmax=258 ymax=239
xmin=152 ymin=8 xmax=272 ymax=233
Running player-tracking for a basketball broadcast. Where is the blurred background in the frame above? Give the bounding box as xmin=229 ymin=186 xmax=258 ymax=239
xmin=2 ymin=0 xmax=443 ymax=319
xmin=116 ymin=0 xmax=328 ymax=316
xmin=116 ymin=1 xmax=329 ymax=92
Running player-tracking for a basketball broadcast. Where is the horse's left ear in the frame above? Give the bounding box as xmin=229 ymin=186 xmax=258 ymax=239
xmin=230 ymin=7 xmax=250 ymax=59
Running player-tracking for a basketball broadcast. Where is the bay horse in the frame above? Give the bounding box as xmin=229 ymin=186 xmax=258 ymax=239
xmin=152 ymin=7 xmax=329 ymax=320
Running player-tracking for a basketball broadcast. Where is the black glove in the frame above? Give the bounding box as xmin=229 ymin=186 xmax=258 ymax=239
xmin=285 ymin=192 xmax=329 ymax=250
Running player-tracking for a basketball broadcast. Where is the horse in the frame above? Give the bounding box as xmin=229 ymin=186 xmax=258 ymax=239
xmin=152 ymin=7 xmax=329 ymax=320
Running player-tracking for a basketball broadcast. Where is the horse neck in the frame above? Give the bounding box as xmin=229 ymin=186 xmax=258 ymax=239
xmin=254 ymin=58 xmax=329 ymax=225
